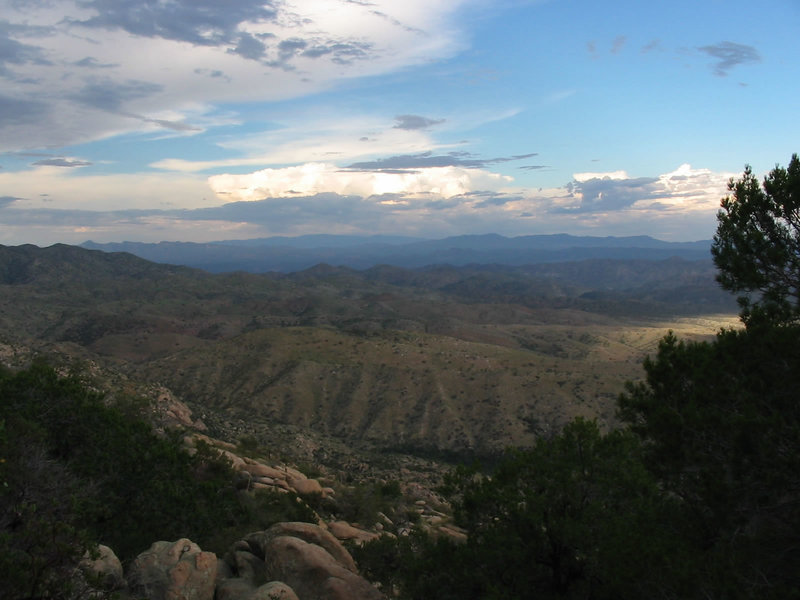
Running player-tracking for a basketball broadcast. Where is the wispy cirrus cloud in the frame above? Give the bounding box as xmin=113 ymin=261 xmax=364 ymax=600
xmin=345 ymin=151 xmax=538 ymax=173
xmin=31 ymin=158 xmax=92 ymax=168
xmin=698 ymin=41 xmax=761 ymax=76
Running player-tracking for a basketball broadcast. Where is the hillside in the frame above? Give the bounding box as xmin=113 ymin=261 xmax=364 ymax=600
xmin=0 ymin=243 xmax=738 ymax=458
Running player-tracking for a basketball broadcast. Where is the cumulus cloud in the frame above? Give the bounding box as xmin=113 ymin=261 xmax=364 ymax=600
xmin=208 ymin=162 xmax=513 ymax=201
xmin=552 ymin=165 xmax=733 ymax=216
xmin=0 ymin=162 xmax=735 ymax=245
xmin=698 ymin=41 xmax=761 ymax=76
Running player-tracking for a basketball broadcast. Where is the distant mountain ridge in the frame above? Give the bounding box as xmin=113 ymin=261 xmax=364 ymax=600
xmin=81 ymin=233 xmax=712 ymax=273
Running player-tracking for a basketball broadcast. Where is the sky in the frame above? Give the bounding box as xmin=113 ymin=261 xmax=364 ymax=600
xmin=1 ymin=0 xmax=798 ymax=246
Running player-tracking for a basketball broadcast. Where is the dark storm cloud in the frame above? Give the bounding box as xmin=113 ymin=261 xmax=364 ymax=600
xmin=32 ymin=158 xmax=93 ymax=167
xmin=393 ymin=115 xmax=445 ymax=130
xmin=556 ymin=176 xmax=660 ymax=213
xmin=698 ymin=41 xmax=760 ymax=76
xmin=73 ymin=0 xmax=278 ymax=47
xmin=346 ymin=151 xmax=538 ymax=172
xmin=69 ymin=78 xmax=163 ymax=111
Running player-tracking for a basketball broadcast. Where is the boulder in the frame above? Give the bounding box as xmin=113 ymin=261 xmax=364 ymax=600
xmin=215 ymin=578 xmax=255 ymax=600
xmin=288 ymin=476 xmax=324 ymax=497
xmin=246 ymin=523 xmax=356 ymax=573
xmin=251 ymin=581 xmax=300 ymax=600
xmin=242 ymin=463 xmax=288 ymax=480
xmin=226 ymin=549 xmax=268 ymax=586
xmin=220 ymin=449 xmax=247 ymax=470
xmin=79 ymin=544 xmax=125 ymax=591
xmin=327 ymin=521 xmax=380 ymax=545
xmin=263 ymin=536 xmax=383 ymax=600
xmin=127 ymin=539 xmax=217 ymax=600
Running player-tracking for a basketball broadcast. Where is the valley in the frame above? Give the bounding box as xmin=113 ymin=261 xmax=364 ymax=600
xmin=0 ymin=242 xmax=738 ymax=464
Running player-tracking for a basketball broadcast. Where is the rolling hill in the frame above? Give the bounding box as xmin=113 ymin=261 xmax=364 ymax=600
xmin=0 ymin=242 xmax=738 ymax=458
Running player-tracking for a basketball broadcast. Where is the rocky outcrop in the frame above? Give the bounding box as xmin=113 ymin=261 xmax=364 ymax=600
xmin=245 ymin=522 xmax=357 ymax=573
xmin=184 ymin=434 xmax=331 ymax=501
xmin=218 ymin=523 xmax=383 ymax=600
xmin=326 ymin=521 xmax=380 ymax=546
xmin=119 ymin=523 xmax=383 ymax=600
xmin=127 ymin=539 xmax=217 ymax=600
xmin=259 ymin=535 xmax=383 ymax=600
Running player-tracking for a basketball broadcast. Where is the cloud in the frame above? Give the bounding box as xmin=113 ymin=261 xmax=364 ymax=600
xmin=551 ymin=165 xmax=733 ymax=216
xmin=698 ymin=41 xmax=761 ymax=76
xmin=0 ymin=1 xmax=470 ymax=152
xmin=559 ymin=175 xmax=660 ymax=213
xmin=229 ymin=32 xmax=268 ymax=61
xmin=0 ymin=94 xmax=49 ymax=127
xmin=641 ymin=39 xmax=661 ymax=54
xmin=611 ymin=35 xmax=626 ymax=54
xmin=0 ymin=196 xmax=21 ymax=208
xmin=31 ymin=158 xmax=93 ymax=168
xmin=393 ymin=115 xmax=445 ymax=130
xmin=346 ymin=151 xmax=537 ymax=172
xmin=0 ymin=163 xmax=735 ymax=245
xmin=0 ymin=22 xmax=52 ymax=76
xmin=68 ymin=78 xmax=164 ymax=112
xmin=72 ymin=0 xmax=279 ymax=47
xmin=74 ymin=56 xmax=118 ymax=69
xmin=207 ymin=162 xmax=513 ymax=201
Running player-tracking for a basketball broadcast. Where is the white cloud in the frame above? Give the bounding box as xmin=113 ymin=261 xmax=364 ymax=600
xmin=0 ymin=0 xmax=470 ymax=152
xmin=207 ymin=163 xmax=513 ymax=201
xmin=0 ymin=161 xmax=735 ymax=245
xmin=152 ymin=115 xmax=444 ymax=172
xmin=573 ymin=170 xmax=629 ymax=182
xmin=0 ymin=166 xmax=214 ymax=211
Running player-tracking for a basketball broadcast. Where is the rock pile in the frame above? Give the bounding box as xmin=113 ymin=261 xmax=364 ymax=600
xmin=184 ymin=434 xmax=335 ymax=500
xmin=90 ymin=523 xmax=384 ymax=600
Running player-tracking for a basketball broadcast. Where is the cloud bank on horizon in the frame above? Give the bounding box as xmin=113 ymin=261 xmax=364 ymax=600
xmin=0 ymin=0 xmax=797 ymax=245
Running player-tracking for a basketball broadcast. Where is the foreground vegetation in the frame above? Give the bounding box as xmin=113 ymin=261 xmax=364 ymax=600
xmin=0 ymin=362 xmax=318 ymax=599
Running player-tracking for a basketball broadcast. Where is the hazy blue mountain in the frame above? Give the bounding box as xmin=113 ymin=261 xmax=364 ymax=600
xmin=81 ymin=234 xmax=712 ymax=273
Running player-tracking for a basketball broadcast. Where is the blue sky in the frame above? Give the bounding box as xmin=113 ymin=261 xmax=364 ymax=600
xmin=1 ymin=0 xmax=798 ymax=245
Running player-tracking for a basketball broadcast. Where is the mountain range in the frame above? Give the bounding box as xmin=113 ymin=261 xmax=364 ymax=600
xmin=81 ymin=233 xmax=713 ymax=273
